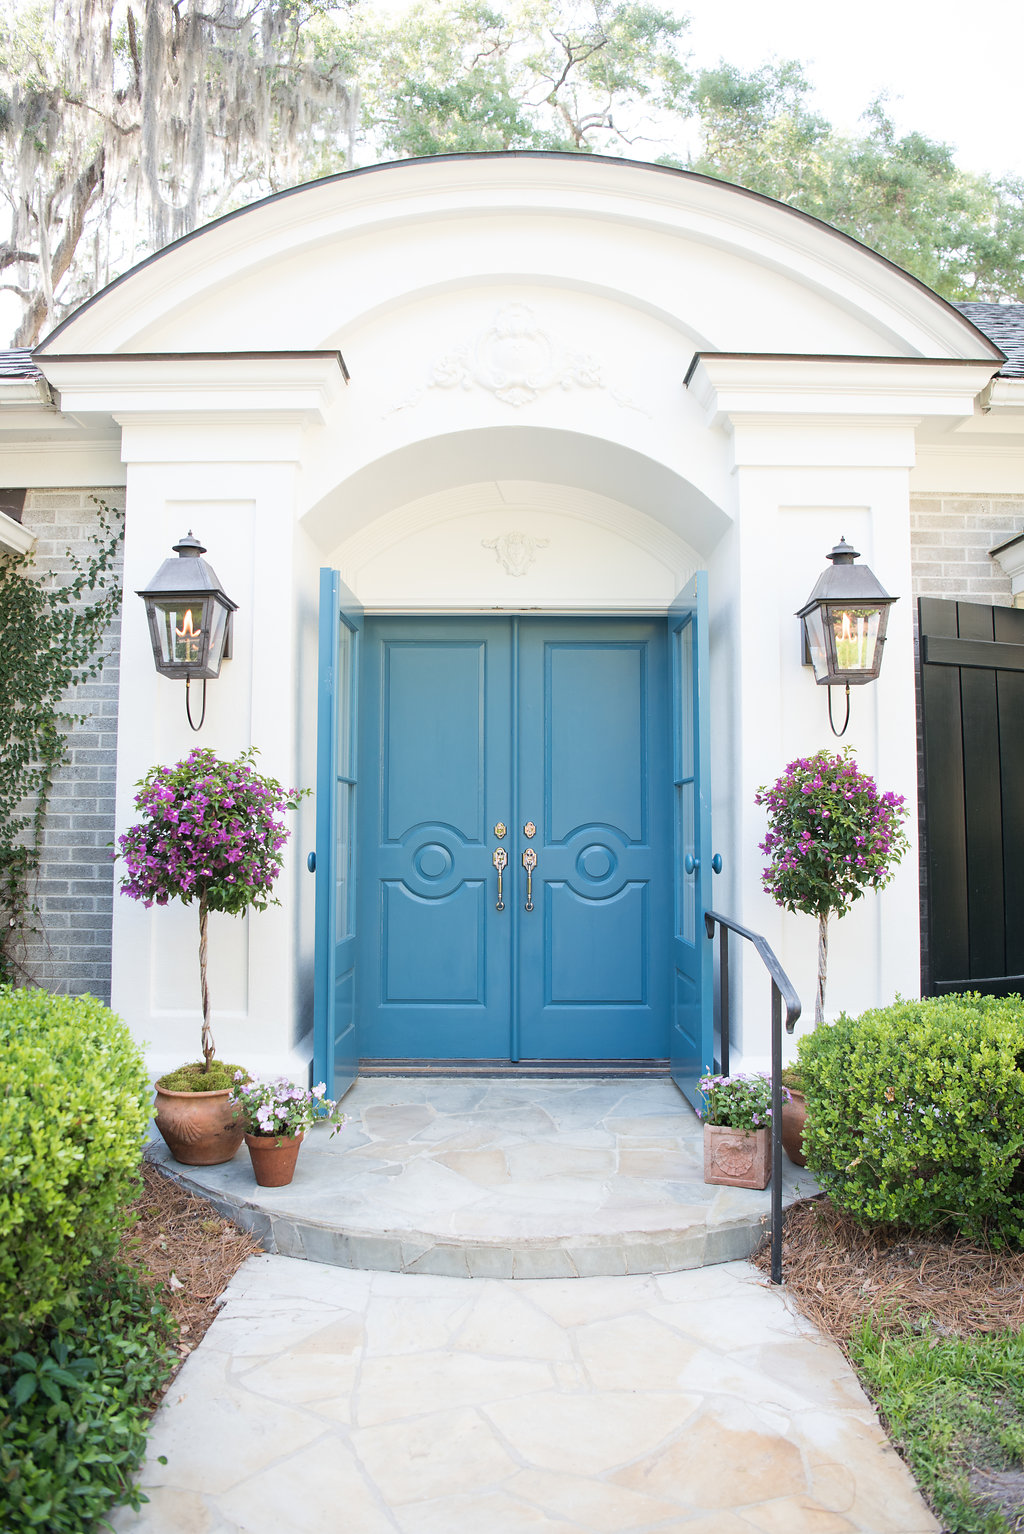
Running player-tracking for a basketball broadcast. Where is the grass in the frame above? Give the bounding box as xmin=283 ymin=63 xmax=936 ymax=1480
xmin=850 ymin=1319 xmax=1024 ymax=1534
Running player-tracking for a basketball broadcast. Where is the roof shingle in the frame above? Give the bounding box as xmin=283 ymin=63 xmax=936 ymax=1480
xmin=953 ymin=302 xmax=1024 ymax=377
xmin=0 ymin=348 xmax=41 ymax=380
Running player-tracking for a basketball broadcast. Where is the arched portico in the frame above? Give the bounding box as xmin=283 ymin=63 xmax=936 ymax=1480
xmin=24 ymin=153 xmax=1003 ymax=1079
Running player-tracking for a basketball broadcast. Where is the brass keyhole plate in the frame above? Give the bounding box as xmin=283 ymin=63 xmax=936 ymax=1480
xmin=494 ymin=823 xmax=507 ymax=839
xmin=523 ymin=821 xmax=536 ymax=839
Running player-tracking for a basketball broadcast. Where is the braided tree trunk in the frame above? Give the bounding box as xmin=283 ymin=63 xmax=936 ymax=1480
xmin=815 ymin=912 xmax=828 ymax=1028
xmin=199 ymin=890 xmax=215 ymax=1068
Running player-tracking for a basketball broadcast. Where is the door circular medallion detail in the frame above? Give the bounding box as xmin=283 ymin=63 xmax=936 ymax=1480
xmin=577 ymin=844 xmax=615 ymax=881
xmin=414 ymin=843 xmax=453 ymax=881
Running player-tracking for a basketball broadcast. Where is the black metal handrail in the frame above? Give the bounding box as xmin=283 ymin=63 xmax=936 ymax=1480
xmin=704 ymin=909 xmax=802 ymax=1285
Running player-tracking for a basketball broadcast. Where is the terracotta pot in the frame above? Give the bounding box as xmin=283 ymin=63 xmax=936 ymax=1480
xmin=781 ymin=1089 xmax=808 ymax=1167
xmin=703 ymin=1123 xmax=771 ymax=1189
xmin=245 ymin=1131 xmax=304 ymax=1187
xmin=153 ymin=1084 xmax=245 ymax=1166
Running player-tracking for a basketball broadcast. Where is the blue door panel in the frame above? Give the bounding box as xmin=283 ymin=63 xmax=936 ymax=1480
xmin=313 ymin=569 xmax=362 ymax=1100
xmin=547 ymin=644 xmax=646 ymax=842
xmin=382 ymin=880 xmax=486 ymax=1003
xmin=669 ymin=574 xmax=714 ymax=1109
xmin=340 ymin=610 xmax=698 ymax=1066
xmin=358 ymin=619 xmax=512 ymax=1058
xmin=383 ymin=642 xmax=486 ymax=842
xmin=517 ymin=620 xmax=670 ymax=1060
xmin=547 ymin=883 xmax=646 ymax=1003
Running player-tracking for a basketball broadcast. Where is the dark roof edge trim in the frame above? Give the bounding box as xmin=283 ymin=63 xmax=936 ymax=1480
xmin=37 ymin=349 xmax=350 ymax=381
xmin=683 ymin=351 xmax=1002 ymax=389
xmin=32 ymin=152 xmax=1003 ymax=364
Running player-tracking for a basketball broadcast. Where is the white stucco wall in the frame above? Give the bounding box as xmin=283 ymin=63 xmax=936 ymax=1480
xmin=16 ymin=154 xmax=1008 ymax=1074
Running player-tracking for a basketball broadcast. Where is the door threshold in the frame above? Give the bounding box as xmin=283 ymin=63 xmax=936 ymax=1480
xmin=358 ymin=1058 xmax=671 ymax=1078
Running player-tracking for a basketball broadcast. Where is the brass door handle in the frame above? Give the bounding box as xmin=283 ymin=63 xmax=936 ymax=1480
xmin=492 ymin=847 xmax=507 ymax=910
xmin=522 ymin=848 xmax=537 ymax=911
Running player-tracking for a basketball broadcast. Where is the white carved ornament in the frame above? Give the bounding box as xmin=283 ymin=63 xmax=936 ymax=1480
xmin=389 ymin=303 xmax=649 ymax=416
xmin=482 ymin=531 xmax=550 ymax=577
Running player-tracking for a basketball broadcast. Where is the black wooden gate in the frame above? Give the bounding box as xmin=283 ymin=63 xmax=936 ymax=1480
xmin=919 ymin=597 xmax=1024 ymax=996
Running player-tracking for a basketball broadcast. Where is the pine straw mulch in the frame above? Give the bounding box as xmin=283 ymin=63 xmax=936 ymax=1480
xmin=753 ymin=1194 xmax=1024 ymax=1344
xmin=120 ymin=1160 xmax=263 ymax=1385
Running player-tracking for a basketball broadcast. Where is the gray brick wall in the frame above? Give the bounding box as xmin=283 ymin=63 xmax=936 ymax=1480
xmin=910 ymin=494 xmax=1024 ymax=995
xmin=910 ymin=495 xmax=1023 ymax=606
xmin=15 ymin=490 xmax=124 ymax=1001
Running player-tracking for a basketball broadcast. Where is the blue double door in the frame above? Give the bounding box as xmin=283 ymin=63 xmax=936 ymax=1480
xmin=358 ymin=615 xmax=670 ymax=1062
xmin=313 ymin=578 xmax=714 ymax=1102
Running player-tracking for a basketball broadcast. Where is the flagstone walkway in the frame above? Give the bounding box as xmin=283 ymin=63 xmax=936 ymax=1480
xmin=112 ymin=1253 xmax=938 ymax=1534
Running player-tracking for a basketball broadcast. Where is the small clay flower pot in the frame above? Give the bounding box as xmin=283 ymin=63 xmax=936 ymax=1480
xmin=154 ymin=1084 xmax=245 ymax=1166
xmin=780 ymin=1089 xmax=808 ymax=1167
xmin=244 ymin=1131 xmax=304 ymax=1187
xmin=703 ymin=1123 xmax=771 ymax=1189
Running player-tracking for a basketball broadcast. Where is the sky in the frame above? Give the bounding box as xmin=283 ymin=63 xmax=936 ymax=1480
xmin=680 ymin=0 xmax=1024 ymax=179
xmin=3 ymin=0 xmax=1022 ymax=345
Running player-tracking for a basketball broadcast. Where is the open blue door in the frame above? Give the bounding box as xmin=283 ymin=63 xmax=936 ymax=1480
xmin=312 ymin=569 xmax=362 ymax=1099
xmin=669 ymin=571 xmax=714 ymax=1111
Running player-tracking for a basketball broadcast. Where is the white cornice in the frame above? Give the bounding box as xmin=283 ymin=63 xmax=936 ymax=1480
xmin=687 ymin=356 xmax=997 ymax=429
xmin=0 ymin=435 xmax=125 ymax=487
xmin=35 ymin=353 xmax=348 ymax=424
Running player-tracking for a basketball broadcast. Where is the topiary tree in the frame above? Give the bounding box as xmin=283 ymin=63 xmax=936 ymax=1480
xmin=755 ymin=746 xmax=910 ymax=1025
xmin=117 ymin=747 xmax=306 ymax=1073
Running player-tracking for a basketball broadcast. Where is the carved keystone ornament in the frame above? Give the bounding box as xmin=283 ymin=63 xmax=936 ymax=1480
xmin=482 ymin=530 xmax=550 ymax=577
xmin=388 ymin=303 xmax=649 ymax=416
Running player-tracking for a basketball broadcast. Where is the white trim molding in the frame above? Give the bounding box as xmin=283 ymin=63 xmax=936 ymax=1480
xmin=0 ymin=509 xmax=34 ymax=554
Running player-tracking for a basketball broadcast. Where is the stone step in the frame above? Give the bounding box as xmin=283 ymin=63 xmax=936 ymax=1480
xmin=149 ymin=1076 xmax=817 ymax=1280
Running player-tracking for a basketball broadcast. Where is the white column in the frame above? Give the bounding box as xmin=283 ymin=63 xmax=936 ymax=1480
xmin=687 ymin=357 xmax=993 ymax=1065
xmin=726 ymin=442 xmax=920 ymax=1059
xmin=110 ymin=424 xmax=320 ymax=1078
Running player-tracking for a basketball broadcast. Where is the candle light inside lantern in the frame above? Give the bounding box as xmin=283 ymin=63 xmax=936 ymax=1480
xmin=835 ymin=609 xmax=856 ymax=670
xmin=174 ymin=608 xmax=202 ymax=666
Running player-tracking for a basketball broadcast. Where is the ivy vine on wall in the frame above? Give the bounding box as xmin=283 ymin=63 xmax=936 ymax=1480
xmin=0 ymin=500 xmax=123 ymax=982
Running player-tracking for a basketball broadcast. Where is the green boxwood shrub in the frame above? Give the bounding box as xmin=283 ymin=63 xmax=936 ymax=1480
xmin=798 ymin=993 xmax=1024 ymax=1245
xmin=0 ymin=1262 xmax=174 ymax=1533
xmin=0 ymin=987 xmax=151 ymax=1347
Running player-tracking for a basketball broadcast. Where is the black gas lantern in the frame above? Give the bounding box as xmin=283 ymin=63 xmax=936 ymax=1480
xmin=137 ymin=533 xmax=237 ymax=731
xmin=796 ymin=537 xmax=897 ymax=736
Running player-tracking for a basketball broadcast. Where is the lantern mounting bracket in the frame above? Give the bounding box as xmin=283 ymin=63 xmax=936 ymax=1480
xmin=827 ymin=683 xmax=851 ymax=738
xmin=186 ymin=681 xmax=208 ymax=733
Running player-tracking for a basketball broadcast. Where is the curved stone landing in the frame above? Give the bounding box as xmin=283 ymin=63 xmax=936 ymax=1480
xmin=148 ymin=1077 xmax=817 ymax=1279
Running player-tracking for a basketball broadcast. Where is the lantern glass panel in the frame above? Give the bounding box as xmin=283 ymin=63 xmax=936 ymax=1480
xmin=204 ymin=601 xmax=230 ymax=676
xmin=150 ymin=598 xmax=210 ymax=671
xmin=147 ymin=595 xmax=230 ymax=678
xmin=828 ymin=604 xmax=882 ymax=674
xmin=802 ymin=605 xmax=830 ymax=683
